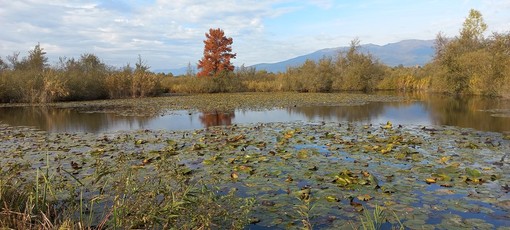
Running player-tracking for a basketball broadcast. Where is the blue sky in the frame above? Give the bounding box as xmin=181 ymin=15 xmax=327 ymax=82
xmin=1 ymin=0 xmax=509 ymax=70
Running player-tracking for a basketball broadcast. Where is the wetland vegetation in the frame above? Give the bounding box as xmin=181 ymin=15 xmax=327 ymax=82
xmin=1 ymin=9 xmax=510 ymax=230
xmin=1 ymin=93 xmax=510 ymax=229
xmin=1 ymin=10 xmax=510 ymax=104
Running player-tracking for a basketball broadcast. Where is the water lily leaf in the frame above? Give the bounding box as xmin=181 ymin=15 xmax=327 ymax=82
xmin=227 ymin=134 xmax=245 ymax=143
xmin=297 ymin=149 xmax=309 ymax=159
xmin=438 ymin=156 xmax=451 ymax=164
xmin=135 ymin=139 xmax=147 ymax=145
xmin=433 ymin=173 xmax=451 ymax=182
xmin=357 ymin=194 xmax=372 ymax=201
xmin=380 ymin=143 xmax=393 ymax=154
xmin=349 ymin=199 xmax=363 ymax=212
xmin=231 ymin=171 xmax=239 ymax=180
xmin=425 ymin=178 xmax=436 ymax=184
xmin=203 ymin=155 xmax=221 ymax=165
xmin=283 ymin=130 xmax=295 ymax=139
xmin=466 ymin=168 xmax=482 ymax=178
xmin=394 ymin=152 xmax=406 ymax=160
xmin=382 ymin=121 xmax=393 ymax=130
xmin=236 ymin=165 xmax=254 ymax=174
xmin=381 ymin=185 xmax=396 ymax=193
xmin=334 ymin=176 xmax=351 ymax=186
xmin=257 ymin=156 xmax=269 ymax=162
xmin=191 ymin=143 xmax=205 ymax=150
xmin=326 ymin=195 xmax=340 ymax=202
xmin=323 ymin=132 xmax=335 ymax=139
xmin=438 ymin=165 xmax=459 ymax=174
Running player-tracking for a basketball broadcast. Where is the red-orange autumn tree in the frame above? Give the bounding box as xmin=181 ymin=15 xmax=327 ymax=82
xmin=197 ymin=28 xmax=236 ymax=77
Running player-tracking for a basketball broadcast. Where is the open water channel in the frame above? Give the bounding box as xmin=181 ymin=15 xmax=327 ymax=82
xmin=0 ymin=93 xmax=509 ymax=133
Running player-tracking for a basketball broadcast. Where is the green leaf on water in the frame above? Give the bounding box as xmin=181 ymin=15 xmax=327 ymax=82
xmin=466 ymin=168 xmax=481 ymax=178
xmin=297 ymin=149 xmax=309 ymax=159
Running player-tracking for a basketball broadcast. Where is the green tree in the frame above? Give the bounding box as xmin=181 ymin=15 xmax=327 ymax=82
xmin=460 ymin=9 xmax=487 ymax=42
xmin=6 ymin=44 xmax=48 ymax=71
xmin=26 ymin=43 xmax=48 ymax=72
xmin=333 ymin=38 xmax=384 ymax=92
xmin=485 ymin=32 xmax=510 ymax=96
xmin=307 ymin=57 xmax=333 ymax=92
xmin=64 ymin=54 xmax=109 ymax=100
xmin=131 ymin=55 xmax=161 ymax=98
xmin=434 ymin=9 xmax=489 ymax=94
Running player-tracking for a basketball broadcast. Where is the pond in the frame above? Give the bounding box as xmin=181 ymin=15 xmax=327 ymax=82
xmin=0 ymin=93 xmax=509 ymax=133
xmin=0 ymin=92 xmax=509 ymax=229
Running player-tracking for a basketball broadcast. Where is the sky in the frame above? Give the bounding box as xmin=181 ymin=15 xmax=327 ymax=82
xmin=1 ymin=0 xmax=509 ymax=71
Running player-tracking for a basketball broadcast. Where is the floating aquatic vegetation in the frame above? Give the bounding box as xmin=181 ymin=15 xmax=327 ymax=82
xmin=0 ymin=119 xmax=509 ymax=228
xmin=9 ymin=92 xmax=401 ymax=117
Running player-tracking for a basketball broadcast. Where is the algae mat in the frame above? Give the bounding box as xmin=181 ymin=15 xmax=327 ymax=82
xmin=1 ymin=121 xmax=509 ymax=229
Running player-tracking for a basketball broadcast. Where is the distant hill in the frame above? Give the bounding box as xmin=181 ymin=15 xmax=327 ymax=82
xmin=157 ymin=39 xmax=435 ymax=75
xmin=251 ymin=39 xmax=435 ymax=73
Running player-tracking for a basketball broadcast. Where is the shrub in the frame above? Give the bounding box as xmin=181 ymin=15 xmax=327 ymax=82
xmin=0 ymin=47 xmax=164 ymax=103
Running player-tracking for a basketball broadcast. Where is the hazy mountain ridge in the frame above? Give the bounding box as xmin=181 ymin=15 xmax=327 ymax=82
xmin=252 ymin=39 xmax=435 ymax=73
xmin=159 ymin=39 xmax=435 ymax=75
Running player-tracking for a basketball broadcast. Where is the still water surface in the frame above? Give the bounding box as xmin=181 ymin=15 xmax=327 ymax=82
xmin=0 ymin=94 xmax=509 ymax=133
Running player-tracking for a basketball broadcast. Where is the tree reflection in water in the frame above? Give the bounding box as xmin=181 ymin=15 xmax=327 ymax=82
xmin=416 ymin=93 xmax=510 ymax=133
xmin=199 ymin=110 xmax=235 ymax=128
xmin=0 ymin=107 xmax=154 ymax=133
xmin=0 ymin=93 xmax=509 ymax=133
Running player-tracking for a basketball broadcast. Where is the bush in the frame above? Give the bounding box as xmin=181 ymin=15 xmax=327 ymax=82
xmin=61 ymin=54 xmax=109 ymax=101
xmin=0 ymin=46 xmax=164 ymax=103
xmin=164 ymin=71 xmax=243 ymax=94
xmin=332 ymin=39 xmax=385 ymax=92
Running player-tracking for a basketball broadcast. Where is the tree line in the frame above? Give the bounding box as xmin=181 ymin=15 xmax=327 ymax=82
xmin=166 ymin=9 xmax=510 ymax=97
xmin=0 ymin=46 xmax=166 ymax=103
xmin=1 ymin=9 xmax=509 ymax=103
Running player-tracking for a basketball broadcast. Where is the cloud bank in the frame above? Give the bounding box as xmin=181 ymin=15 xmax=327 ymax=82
xmin=1 ymin=0 xmax=508 ymax=70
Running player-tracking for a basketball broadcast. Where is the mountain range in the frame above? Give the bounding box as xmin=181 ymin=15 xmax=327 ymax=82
xmin=158 ymin=39 xmax=435 ymax=75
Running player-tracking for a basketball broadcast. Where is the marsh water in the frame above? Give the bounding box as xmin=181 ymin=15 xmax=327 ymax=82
xmin=1 ymin=93 xmax=509 ymax=133
xmin=1 ymin=93 xmax=510 ymax=229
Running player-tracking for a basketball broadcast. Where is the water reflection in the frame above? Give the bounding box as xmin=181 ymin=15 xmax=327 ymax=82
xmin=199 ymin=110 xmax=235 ymax=128
xmin=0 ymin=107 xmax=154 ymax=133
xmin=419 ymin=94 xmax=510 ymax=132
xmin=0 ymin=93 xmax=509 ymax=133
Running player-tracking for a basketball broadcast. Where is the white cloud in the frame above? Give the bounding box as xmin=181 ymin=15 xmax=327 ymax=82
xmin=1 ymin=0 xmax=509 ymax=70
xmin=0 ymin=0 xmax=298 ymax=69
